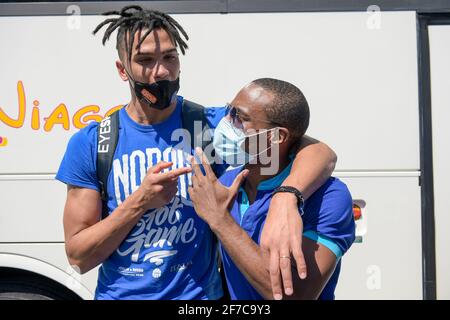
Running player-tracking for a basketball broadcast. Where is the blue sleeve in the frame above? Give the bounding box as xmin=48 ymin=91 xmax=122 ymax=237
xmin=204 ymin=106 xmax=228 ymax=130
xmin=303 ymin=178 xmax=356 ymax=256
xmin=55 ymin=122 xmax=100 ymax=191
xmin=218 ymin=167 xmax=242 ymax=187
xmin=204 ymin=106 xmax=229 ymax=176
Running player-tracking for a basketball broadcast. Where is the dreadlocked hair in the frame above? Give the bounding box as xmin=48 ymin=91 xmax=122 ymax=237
xmin=92 ymin=5 xmax=189 ymax=62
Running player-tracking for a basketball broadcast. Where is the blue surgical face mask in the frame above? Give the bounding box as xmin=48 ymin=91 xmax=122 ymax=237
xmin=213 ymin=117 xmax=278 ymax=166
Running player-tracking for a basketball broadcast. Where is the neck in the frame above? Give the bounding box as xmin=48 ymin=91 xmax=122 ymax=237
xmin=243 ymin=154 xmax=291 ymax=203
xmin=126 ymin=96 xmax=178 ymax=125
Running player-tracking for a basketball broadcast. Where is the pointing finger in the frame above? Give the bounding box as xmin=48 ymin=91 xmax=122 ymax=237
xmin=149 ymin=161 xmax=173 ymax=174
xmin=157 ymin=166 xmax=192 ymax=182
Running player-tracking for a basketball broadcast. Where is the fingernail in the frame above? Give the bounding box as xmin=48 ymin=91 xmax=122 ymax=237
xmin=285 ymin=288 xmax=293 ymax=295
xmin=274 ymin=294 xmax=282 ymax=300
xmin=300 ymin=272 xmax=307 ymax=279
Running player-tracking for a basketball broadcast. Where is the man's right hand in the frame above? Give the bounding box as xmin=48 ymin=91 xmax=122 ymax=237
xmin=136 ymin=161 xmax=192 ymax=211
xmin=64 ymin=161 xmax=191 ymax=274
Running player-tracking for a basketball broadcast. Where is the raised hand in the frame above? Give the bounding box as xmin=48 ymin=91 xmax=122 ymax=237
xmin=188 ymin=147 xmax=248 ymax=228
xmin=137 ymin=161 xmax=192 ymax=211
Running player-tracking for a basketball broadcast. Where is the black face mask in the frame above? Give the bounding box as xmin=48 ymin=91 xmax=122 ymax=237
xmin=126 ymin=70 xmax=180 ymax=110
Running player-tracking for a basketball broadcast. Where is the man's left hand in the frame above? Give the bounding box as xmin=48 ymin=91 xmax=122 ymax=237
xmin=260 ymin=192 xmax=307 ymax=300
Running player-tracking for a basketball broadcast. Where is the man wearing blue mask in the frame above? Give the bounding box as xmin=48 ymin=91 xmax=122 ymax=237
xmin=56 ymin=5 xmax=338 ymax=300
xmin=189 ymin=78 xmax=355 ymax=299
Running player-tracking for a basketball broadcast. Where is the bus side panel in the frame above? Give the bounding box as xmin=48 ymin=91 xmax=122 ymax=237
xmin=0 ymin=179 xmax=65 ymax=242
xmin=0 ymin=243 xmax=98 ymax=298
xmin=0 ymin=11 xmax=422 ymax=299
xmin=429 ymin=25 xmax=450 ymax=300
xmin=335 ymin=176 xmax=422 ymax=299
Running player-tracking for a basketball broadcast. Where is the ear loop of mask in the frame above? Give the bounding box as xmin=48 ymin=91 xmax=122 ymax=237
xmin=123 ymin=68 xmax=137 ymax=89
xmin=123 ymin=67 xmax=157 ymax=107
xmin=241 ymin=127 xmax=281 ymax=162
xmin=270 ymin=127 xmax=282 ymax=144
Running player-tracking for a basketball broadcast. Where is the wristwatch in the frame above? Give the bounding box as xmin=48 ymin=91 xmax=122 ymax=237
xmin=272 ymin=186 xmax=305 ymax=216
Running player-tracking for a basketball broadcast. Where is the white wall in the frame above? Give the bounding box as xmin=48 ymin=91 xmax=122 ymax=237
xmin=334 ymin=174 xmax=422 ymax=299
xmin=429 ymin=25 xmax=450 ymax=300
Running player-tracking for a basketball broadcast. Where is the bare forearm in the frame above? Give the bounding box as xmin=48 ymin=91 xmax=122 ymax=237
xmin=66 ymin=190 xmax=147 ymax=273
xmin=286 ymin=139 xmax=336 ymax=199
xmin=210 ymin=215 xmax=273 ymax=299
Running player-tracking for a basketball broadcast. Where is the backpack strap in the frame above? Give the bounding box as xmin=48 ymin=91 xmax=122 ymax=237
xmin=181 ymin=99 xmax=217 ymax=174
xmin=96 ymin=110 xmax=120 ymax=219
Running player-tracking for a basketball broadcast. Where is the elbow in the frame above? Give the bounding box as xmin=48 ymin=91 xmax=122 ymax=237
xmin=67 ymin=255 xmax=92 ymax=275
xmin=328 ymin=151 xmax=337 ymax=174
xmin=65 ymin=245 xmax=94 ymax=275
xmin=322 ymin=142 xmax=337 ymax=174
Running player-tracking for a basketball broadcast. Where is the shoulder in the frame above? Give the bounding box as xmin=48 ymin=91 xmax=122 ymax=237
xmin=71 ymin=108 xmax=124 ymax=149
xmin=203 ymin=106 xmax=228 ymax=129
xmin=66 ymin=121 xmax=99 ymax=152
xmin=179 ymin=96 xmax=227 ymax=129
xmin=55 ymin=120 xmax=101 ymax=191
xmin=304 ymin=177 xmax=355 ymax=254
xmin=306 ymin=177 xmax=352 ymax=213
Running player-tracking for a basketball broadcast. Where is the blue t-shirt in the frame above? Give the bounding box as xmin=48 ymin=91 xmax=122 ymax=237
xmin=219 ymin=162 xmax=355 ymax=300
xmin=56 ymin=96 xmax=228 ymax=300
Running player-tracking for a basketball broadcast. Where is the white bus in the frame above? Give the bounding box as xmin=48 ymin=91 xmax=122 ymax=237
xmin=0 ymin=0 xmax=449 ymax=300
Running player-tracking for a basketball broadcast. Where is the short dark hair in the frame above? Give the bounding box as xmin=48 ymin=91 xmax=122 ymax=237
xmin=92 ymin=5 xmax=189 ymax=63
xmin=252 ymin=78 xmax=310 ymax=139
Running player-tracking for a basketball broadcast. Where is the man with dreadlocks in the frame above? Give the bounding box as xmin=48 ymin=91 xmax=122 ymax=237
xmin=56 ymin=5 xmax=338 ymax=300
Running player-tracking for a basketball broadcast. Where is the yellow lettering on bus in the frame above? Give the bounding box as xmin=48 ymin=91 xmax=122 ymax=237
xmin=73 ymin=105 xmax=103 ymax=129
xmin=44 ymin=103 xmax=70 ymax=132
xmin=104 ymin=105 xmax=124 ymax=118
xmin=31 ymin=100 xmax=40 ymax=130
xmin=0 ymin=81 xmax=26 ymax=128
